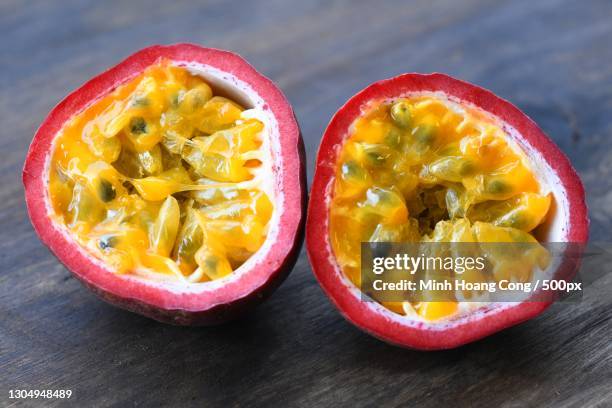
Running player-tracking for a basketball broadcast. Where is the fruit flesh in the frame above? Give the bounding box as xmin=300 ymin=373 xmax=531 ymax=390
xmin=329 ymin=95 xmax=552 ymax=321
xmin=48 ymin=61 xmax=273 ymax=282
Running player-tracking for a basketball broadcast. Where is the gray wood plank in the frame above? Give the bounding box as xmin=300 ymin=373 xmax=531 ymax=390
xmin=1 ymin=0 xmax=610 ymax=406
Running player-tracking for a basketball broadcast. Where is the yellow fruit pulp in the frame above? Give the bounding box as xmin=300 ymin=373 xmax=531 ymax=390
xmin=329 ymin=95 xmax=552 ymax=320
xmin=48 ymin=61 xmax=273 ymax=282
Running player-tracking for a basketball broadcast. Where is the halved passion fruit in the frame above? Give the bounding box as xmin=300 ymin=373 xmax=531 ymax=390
xmin=24 ymin=44 xmax=306 ymax=325
xmin=307 ymin=73 xmax=588 ymax=349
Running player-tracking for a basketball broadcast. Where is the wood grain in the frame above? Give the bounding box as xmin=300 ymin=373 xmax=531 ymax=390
xmin=1 ymin=0 xmax=611 ymax=406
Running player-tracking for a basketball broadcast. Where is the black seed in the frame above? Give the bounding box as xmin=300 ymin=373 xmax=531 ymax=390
xmin=98 ymin=179 xmax=116 ymax=202
xmin=413 ymin=124 xmax=436 ymax=145
xmin=170 ymin=93 xmax=180 ymax=108
xmin=99 ymin=235 xmax=118 ymax=250
xmin=390 ymin=101 xmax=411 ymax=128
xmin=459 ymin=160 xmax=476 ymax=176
xmin=129 ymin=117 xmax=147 ymax=135
xmin=385 ymin=128 xmax=402 ymax=148
xmin=486 ymin=179 xmax=510 ymax=194
xmin=205 ymin=257 xmax=218 ymax=271
xmin=366 ymin=151 xmax=386 ymax=165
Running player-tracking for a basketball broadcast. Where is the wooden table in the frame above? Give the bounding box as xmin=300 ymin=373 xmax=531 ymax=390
xmin=1 ymin=0 xmax=611 ymax=406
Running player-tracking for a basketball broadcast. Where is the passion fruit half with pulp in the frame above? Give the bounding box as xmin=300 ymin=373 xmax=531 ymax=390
xmin=24 ymin=44 xmax=306 ymax=325
xmin=307 ymin=73 xmax=588 ymax=349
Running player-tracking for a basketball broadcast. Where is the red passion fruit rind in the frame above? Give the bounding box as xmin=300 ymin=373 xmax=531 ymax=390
xmin=307 ymin=73 xmax=589 ymax=350
xmin=23 ymin=44 xmax=306 ymax=325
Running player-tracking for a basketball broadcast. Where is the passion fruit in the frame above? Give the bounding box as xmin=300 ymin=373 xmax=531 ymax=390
xmin=307 ymin=73 xmax=588 ymax=349
xmin=23 ymin=44 xmax=306 ymax=325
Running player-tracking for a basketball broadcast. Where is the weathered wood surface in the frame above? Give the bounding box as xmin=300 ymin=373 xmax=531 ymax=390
xmin=1 ymin=0 xmax=611 ymax=406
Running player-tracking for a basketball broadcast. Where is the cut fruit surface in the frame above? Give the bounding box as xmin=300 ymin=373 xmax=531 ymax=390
xmin=49 ymin=62 xmax=271 ymax=282
xmin=330 ymin=94 xmax=552 ymax=321
xmin=24 ymin=44 xmax=306 ymax=325
xmin=307 ymin=73 xmax=588 ymax=349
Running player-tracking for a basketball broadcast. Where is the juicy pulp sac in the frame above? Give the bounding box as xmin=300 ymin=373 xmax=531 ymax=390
xmin=48 ymin=62 xmax=274 ymax=283
xmin=329 ymin=95 xmax=552 ymax=321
